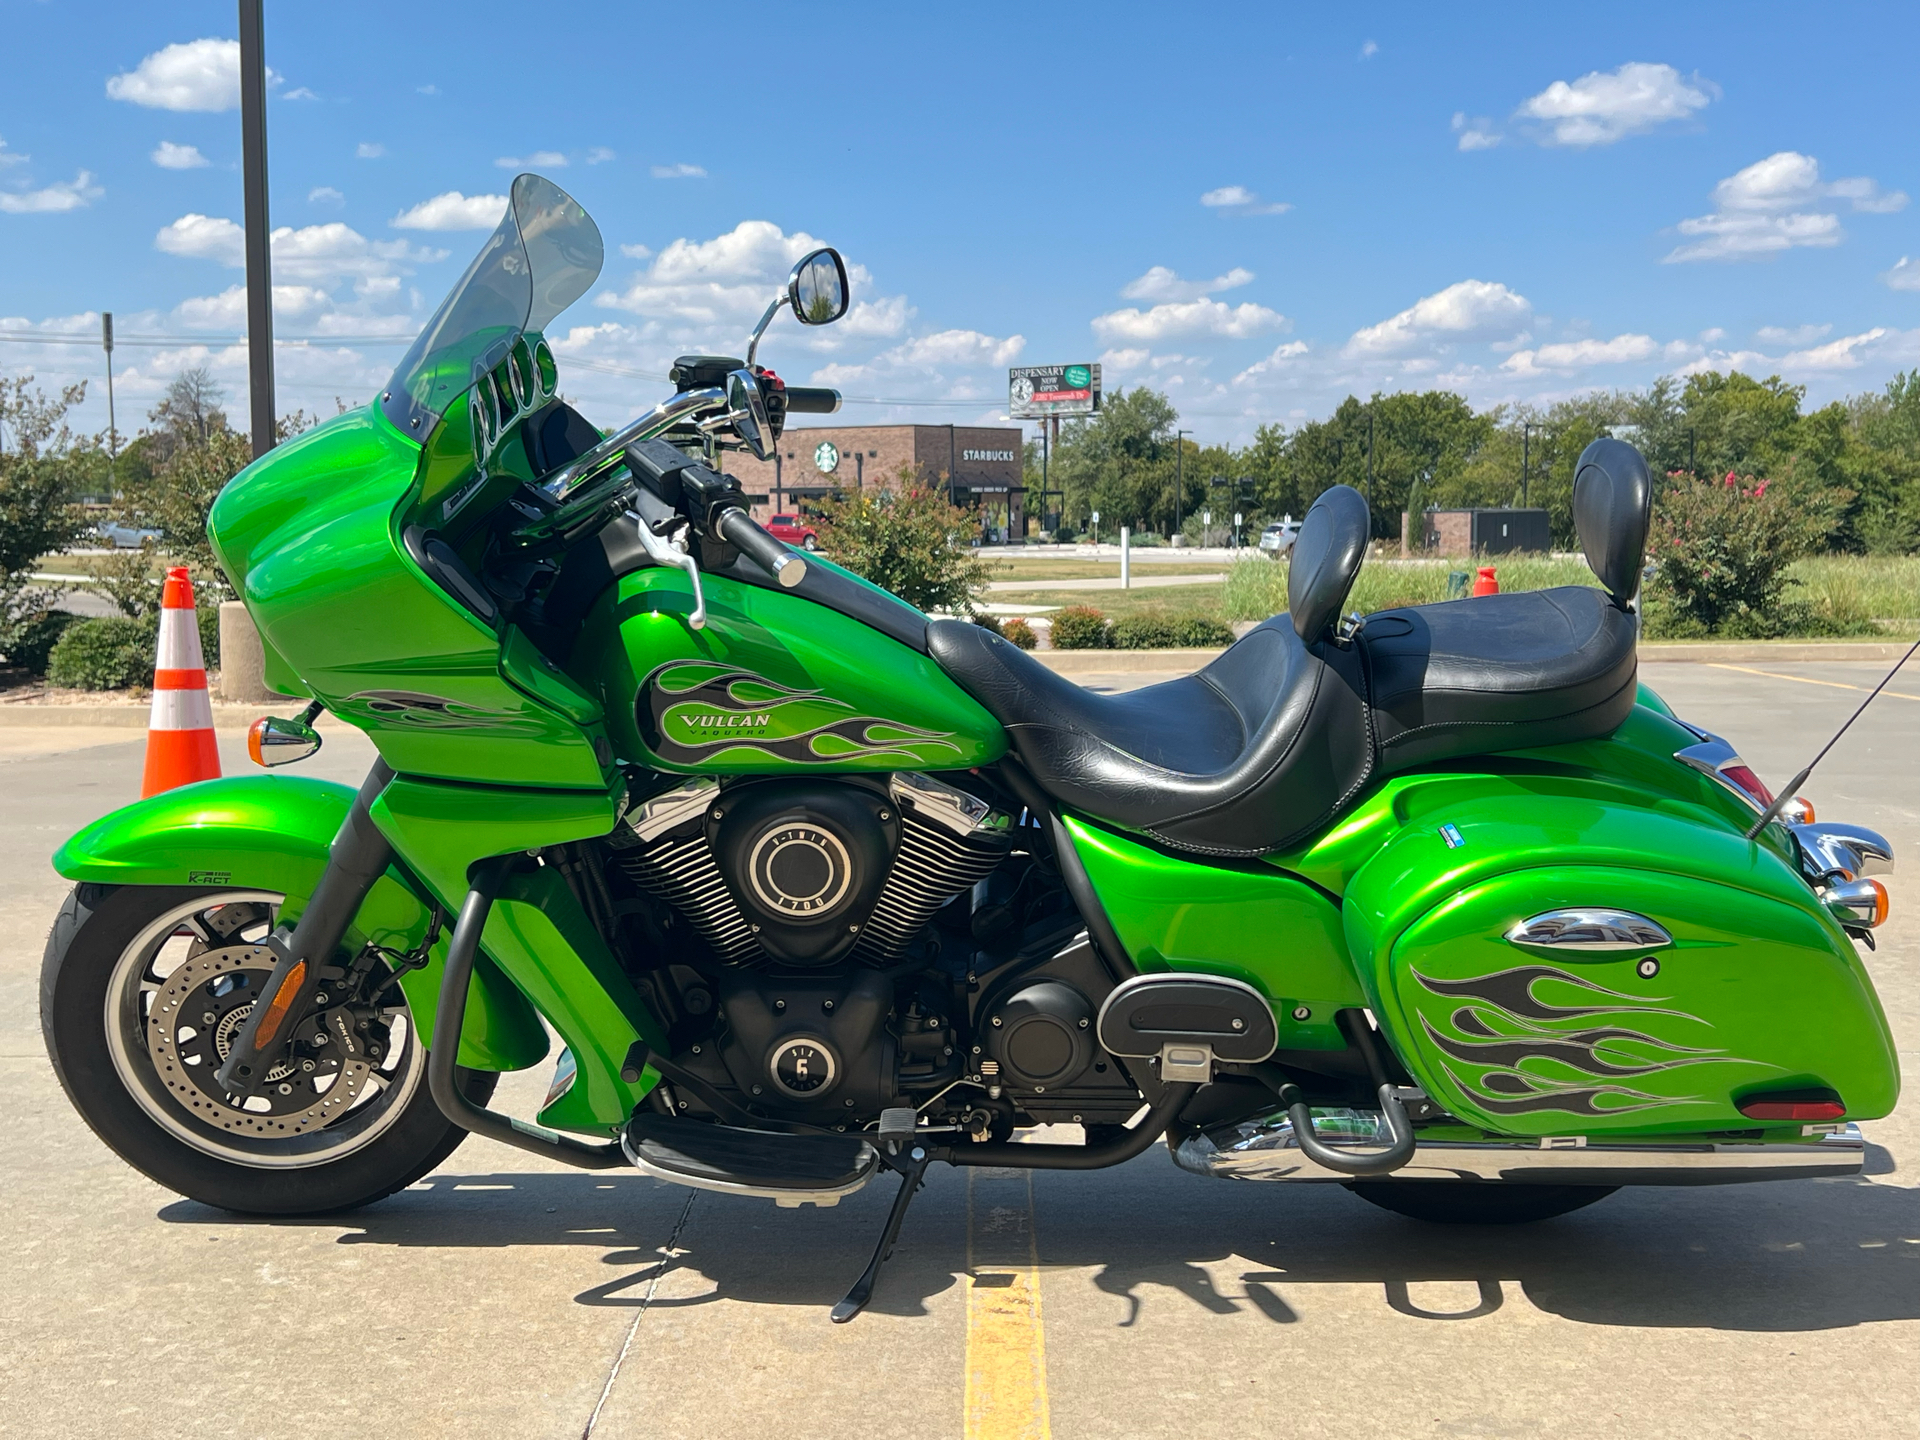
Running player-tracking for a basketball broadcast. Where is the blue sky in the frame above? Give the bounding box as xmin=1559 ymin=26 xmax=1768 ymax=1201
xmin=3 ymin=1 xmax=1918 ymax=445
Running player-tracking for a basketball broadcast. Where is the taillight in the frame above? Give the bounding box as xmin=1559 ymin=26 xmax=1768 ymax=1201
xmin=1738 ymin=1091 xmax=1846 ymax=1121
xmin=1717 ymin=764 xmax=1774 ymax=808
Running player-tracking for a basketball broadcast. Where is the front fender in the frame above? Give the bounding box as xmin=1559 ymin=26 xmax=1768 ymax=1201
xmin=53 ymin=774 xmax=547 ymax=1072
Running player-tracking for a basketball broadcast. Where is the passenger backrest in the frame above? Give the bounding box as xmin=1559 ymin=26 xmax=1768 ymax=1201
xmin=1572 ymin=438 xmax=1652 ymax=608
xmin=1288 ymin=484 xmax=1370 ymax=642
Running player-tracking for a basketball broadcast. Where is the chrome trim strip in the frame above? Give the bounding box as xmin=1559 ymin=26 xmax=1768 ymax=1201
xmin=626 ymin=777 xmax=718 ymax=843
xmin=888 ymin=771 xmax=1010 ymax=838
xmin=1674 ymin=736 xmax=1767 ymax=813
xmin=1506 ymin=909 xmax=1673 ymax=952
xmin=1173 ymin=1117 xmax=1865 ymax=1185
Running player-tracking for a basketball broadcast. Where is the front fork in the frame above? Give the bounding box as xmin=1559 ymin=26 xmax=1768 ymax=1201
xmin=213 ymin=761 xmax=398 ymax=1096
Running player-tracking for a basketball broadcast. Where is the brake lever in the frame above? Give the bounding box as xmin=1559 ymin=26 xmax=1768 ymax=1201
xmin=627 ymin=508 xmax=707 ymax=631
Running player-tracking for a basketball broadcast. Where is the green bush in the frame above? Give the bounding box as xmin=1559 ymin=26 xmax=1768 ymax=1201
xmin=971 ymin=613 xmax=1004 ymax=637
xmin=1644 ymin=471 xmax=1828 ymax=636
xmin=47 ymin=616 xmax=157 ymax=690
xmin=1049 ymin=605 xmax=1110 ymax=649
xmin=2 ymin=609 xmax=80 ymax=674
xmin=1002 ymin=617 xmax=1038 ymax=650
xmin=1110 ymin=614 xmax=1236 ymax=649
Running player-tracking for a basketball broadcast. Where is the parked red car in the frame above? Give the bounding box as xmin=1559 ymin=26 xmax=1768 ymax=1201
xmin=765 ymin=513 xmax=821 ymax=550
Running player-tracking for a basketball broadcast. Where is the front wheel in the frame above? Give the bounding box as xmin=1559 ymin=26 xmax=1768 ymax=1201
xmin=41 ymin=884 xmax=495 ymax=1215
xmin=1345 ymin=1181 xmax=1617 ymax=1224
xmin=802 ymin=534 xmax=820 ymax=551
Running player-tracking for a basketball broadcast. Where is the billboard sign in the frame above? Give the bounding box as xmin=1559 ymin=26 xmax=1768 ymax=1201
xmin=1009 ymin=363 xmax=1101 ymax=418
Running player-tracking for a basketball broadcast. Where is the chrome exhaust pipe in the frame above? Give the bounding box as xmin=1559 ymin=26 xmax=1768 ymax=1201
xmin=1172 ymin=1108 xmax=1866 ymax=1186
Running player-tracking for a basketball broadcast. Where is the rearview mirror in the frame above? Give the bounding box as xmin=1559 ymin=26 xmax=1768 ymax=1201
xmin=788 ymin=249 xmax=849 ymax=325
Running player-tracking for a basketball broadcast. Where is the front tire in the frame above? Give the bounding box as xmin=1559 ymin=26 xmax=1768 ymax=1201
xmin=1346 ymin=1181 xmax=1617 ymax=1224
xmin=42 ymin=884 xmax=495 ymax=1215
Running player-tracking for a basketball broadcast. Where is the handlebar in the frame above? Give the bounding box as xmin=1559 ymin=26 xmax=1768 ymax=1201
xmin=717 ymin=507 xmax=806 ymax=588
xmin=782 ymin=387 xmax=841 ymax=415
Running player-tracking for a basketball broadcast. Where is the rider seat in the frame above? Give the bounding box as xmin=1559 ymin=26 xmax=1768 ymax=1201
xmin=929 ymin=441 xmax=1653 ymax=857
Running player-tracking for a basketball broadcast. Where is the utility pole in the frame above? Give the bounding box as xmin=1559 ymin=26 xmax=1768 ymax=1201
xmin=1365 ymin=408 xmax=1374 ymax=514
xmin=239 ymin=0 xmax=276 ymax=458
xmin=1172 ymin=433 xmax=1181 ymax=538
xmin=1521 ymin=420 xmax=1535 ymax=507
xmin=101 ymin=311 xmax=117 ymax=467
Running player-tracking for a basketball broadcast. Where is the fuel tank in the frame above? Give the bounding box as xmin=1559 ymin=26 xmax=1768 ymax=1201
xmin=581 ymin=564 xmax=1007 ymax=774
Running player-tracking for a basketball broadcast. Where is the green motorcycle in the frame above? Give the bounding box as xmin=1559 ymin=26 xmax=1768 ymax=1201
xmin=42 ymin=175 xmax=1899 ymax=1321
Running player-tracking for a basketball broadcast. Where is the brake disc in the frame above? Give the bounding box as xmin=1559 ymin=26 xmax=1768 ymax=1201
xmin=145 ymin=944 xmax=374 ymax=1138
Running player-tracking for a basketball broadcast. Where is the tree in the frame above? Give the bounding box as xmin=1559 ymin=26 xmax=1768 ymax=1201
xmin=0 ymin=375 xmax=98 ymax=661
xmin=146 ymin=366 xmax=228 ymax=463
xmin=809 ymin=469 xmax=993 ymax=614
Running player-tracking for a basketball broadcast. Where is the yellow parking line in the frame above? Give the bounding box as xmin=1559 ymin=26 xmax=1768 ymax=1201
xmin=964 ymin=1168 xmax=1051 ymax=1440
xmin=1704 ymin=662 xmax=1920 ymax=701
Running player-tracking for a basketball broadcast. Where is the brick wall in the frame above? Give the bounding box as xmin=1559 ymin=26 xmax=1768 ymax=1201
xmin=727 ymin=424 xmax=1025 ymax=532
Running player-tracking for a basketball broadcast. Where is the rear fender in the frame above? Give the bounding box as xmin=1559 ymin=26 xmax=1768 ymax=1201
xmin=51 ymin=774 xmax=548 ymax=1072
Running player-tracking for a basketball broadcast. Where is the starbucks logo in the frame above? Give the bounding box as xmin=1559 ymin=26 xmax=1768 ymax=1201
xmin=814 ymin=440 xmax=840 ymax=474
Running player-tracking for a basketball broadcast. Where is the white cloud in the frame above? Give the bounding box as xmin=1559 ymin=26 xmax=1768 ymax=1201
xmin=1345 ymin=279 xmax=1531 ymax=356
xmin=1119 ymin=265 xmax=1255 ymax=303
xmin=356 ymin=142 xmax=385 ymax=159
xmin=598 ymin=220 xmax=832 ymax=324
xmin=586 ymin=147 xmax=617 ymax=165
xmin=895 ymin=330 xmax=1025 ymax=367
xmin=1098 ymin=347 xmax=1150 ymax=372
xmin=652 ymin=163 xmax=707 ymax=180
xmin=155 ymin=212 xmax=444 ymax=285
xmin=106 ymin=38 xmax=248 ymax=113
xmin=391 ymin=190 xmax=508 ymax=231
xmin=308 ymin=186 xmax=344 ymax=206
xmin=0 ymin=171 xmax=103 ymax=214
xmin=618 ymin=242 xmax=653 ymax=260
xmin=1360 ymin=40 xmax=1378 ymax=59
xmin=1092 ymin=297 xmax=1287 ymax=343
xmin=1664 ymin=152 xmax=1906 ymax=262
xmin=173 ymin=283 xmax=333 ymax=328
xmin=835 ymin=294 xmax=914 ymax=339
xmin=1200 ymin=185 xmax=1291 ymax=216
xmin=1516 ymin=61 xmax=1712 ymax=147
xmin=1755 ymin=323 xmax=1831 ymax=345
xmin=1885 ymin=257 xmax=1920 ymax=292
xmin=1501 ymin=333 xmax=1658 ymax=374
xmin=1781 ymin=328 xmax=1890 ymax=371
xmin=496 ymin=151 xmax=568 ymax=170
xmin=0 ymin=137 xmax=25 ymax=170
xmin=1451 ymin=113 xmax=1500 ymax=151
xmin=151 ymin=141 xmax=208 ymax=170
xmin=417 ymin=84 xmax=439 ymax=96
xmin=283 ymin=86 xmax=318 ymax=102
xmin=1233 ymin=341 xmax=1311 ymax=383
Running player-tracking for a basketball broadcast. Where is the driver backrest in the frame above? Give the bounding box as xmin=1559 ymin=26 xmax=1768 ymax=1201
xmin=1572 ymin=438 xmax=1653 ymax=609
xmin=1288 ymin=484 xmax=1371 ymax=643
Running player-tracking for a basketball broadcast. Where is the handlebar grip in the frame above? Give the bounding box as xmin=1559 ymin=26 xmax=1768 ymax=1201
xmin=717 ymin=507 xmax=806 ymax=588
xmin=782 ymin=387 xmax=841 ymax=415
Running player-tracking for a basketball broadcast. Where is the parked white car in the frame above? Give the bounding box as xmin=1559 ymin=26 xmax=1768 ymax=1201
xmin=1257 ymin=518 xmax=1300 ymax=557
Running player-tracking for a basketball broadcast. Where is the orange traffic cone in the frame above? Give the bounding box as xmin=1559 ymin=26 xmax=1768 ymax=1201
xmin=1471 ymin=565 xmax=1499 ymax=596
xmin=141 ymin=566 xmax=221 ymax=798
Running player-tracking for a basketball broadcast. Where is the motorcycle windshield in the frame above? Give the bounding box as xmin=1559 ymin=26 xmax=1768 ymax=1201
xmin=380 ymin=172 xmax=603 ymax=437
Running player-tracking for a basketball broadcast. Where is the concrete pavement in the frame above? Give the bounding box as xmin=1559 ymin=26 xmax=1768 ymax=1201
xmin=1 ymin=662 xmax=1914 ymax=1439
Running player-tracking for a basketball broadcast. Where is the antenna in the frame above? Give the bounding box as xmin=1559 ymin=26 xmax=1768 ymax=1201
xmin=1746 ymin=633 xmax=1920 ymax=838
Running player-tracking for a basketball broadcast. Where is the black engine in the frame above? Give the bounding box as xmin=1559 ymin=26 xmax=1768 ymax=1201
xmin=593 ymin=770 xmax=1145 ymax=1132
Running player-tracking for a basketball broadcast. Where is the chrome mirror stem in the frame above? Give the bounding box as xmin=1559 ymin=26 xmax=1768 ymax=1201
xmin=744 ymin=295 xmax=783 ymax=371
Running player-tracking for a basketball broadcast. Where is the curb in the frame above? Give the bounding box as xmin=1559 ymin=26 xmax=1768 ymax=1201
xmin=1637 ymin=641 xmax=1913 ymax=662
xmin=0 ymin=704 xmax=336 ymax=731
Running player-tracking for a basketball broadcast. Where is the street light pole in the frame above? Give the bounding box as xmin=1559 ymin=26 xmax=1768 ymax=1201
xmin=1521 ymin=420 xmax=1535 ymax=507
xmin=1173 ymin=427 xmax=1190 ymax=539
xmin=101 ymin=312 xmax=117 ymax=466
xmin=238 ymin=0 xmax=276 ymax=458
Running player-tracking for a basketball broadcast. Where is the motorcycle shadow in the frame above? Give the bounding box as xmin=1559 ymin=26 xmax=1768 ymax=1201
xmin=156 ymin=1147 xmax=1917 ymax=1331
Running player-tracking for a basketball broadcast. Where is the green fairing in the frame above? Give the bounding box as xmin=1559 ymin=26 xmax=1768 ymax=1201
xmin=209 ymin=404 xmax=608 ymax=789
xmin=51 ymin=774 xmax=547 ymax=1072
xmin=368 ymin=773 xmax=665 ymax=1133
xmin=1062 ymin=816 xmax=1362 ymax=1051
xmin=582 ymin=564 xmax=1006 ymax=773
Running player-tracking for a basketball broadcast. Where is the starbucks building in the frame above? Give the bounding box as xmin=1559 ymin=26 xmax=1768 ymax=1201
xmin=727 ymin=423 xmax=1028 ymax=538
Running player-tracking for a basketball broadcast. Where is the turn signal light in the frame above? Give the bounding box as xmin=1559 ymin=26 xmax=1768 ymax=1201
xmin=1779 ymin=795 xmax=1816 ymax=825
xmin=1825 ymin=877 xmax=1890 ymax=928
xmin=1738 ymin=1092 xmax=1846 ymax=1122
xmin=248 ymin=713 xmax=323 ymax=768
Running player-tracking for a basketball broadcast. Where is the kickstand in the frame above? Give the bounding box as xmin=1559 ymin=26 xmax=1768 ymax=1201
xmin=830 ymin=1145 xmax=932 ymax=1324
